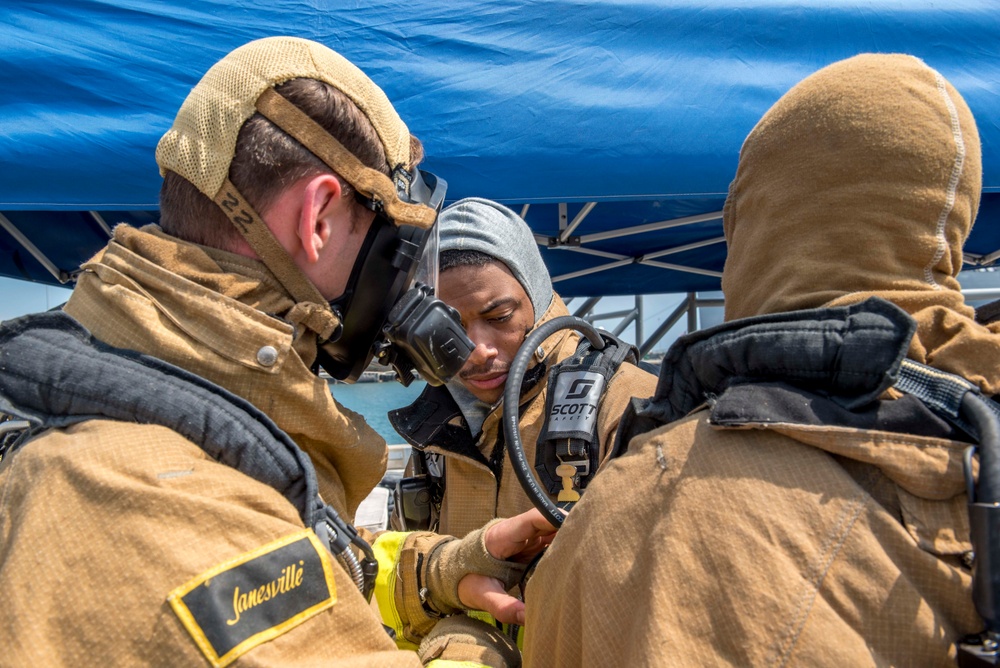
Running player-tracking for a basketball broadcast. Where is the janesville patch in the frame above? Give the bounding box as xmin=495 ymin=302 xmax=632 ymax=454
xmin=167 ymin=530 xmax=336 ymax=667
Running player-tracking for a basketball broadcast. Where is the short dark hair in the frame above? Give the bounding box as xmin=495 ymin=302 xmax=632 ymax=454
xmin=160 ymin=77 xmax=423 ymax=251
xmin=440 ymin=249 xmax=499 ymax=273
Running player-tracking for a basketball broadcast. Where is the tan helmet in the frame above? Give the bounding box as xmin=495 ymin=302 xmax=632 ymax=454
xmin=155 ymin=36 xmax=436 ymax=342
xmin=156 ymin=35 xmax=434 ymax=228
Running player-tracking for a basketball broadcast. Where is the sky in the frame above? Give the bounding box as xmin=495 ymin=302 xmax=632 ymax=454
xmin=1 ymin=276 xmax=74 ymax=321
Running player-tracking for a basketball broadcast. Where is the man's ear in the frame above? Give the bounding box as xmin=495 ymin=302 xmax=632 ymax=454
xmin=298 ymin=174 xmax=344 ymax=264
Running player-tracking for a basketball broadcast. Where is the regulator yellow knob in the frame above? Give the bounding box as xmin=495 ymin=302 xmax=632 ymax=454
xmin=555 ymin=463 xmax=581 ymax=503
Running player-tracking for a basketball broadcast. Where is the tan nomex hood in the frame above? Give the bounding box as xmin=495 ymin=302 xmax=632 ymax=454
xmin=722 ymin=53 xmax=1000 ymax=394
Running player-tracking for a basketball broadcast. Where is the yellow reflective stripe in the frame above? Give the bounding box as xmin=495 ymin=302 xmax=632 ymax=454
xmin=425 ymin=661 xmax=490 ymax=667
xmin=464 ymin=610 xmax=524 ymax=649
xmin=371 ymin=531 xmax=417 ymax=650
xmin=466 ymin=610 xmax=494 ymax=625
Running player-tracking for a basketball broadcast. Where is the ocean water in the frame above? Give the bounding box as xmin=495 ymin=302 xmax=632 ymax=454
xmin=329 ymin=380 xmax=427 ymax=444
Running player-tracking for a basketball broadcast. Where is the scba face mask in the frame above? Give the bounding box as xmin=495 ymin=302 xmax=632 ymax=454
xmin=319 ymin=168 xmax=474 ymax=386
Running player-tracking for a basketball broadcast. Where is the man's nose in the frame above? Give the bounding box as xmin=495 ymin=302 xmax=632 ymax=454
xmin=464 ymin=340 xmax=497 ymax=367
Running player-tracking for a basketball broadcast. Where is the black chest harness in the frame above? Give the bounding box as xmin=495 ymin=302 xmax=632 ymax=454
xmin=0 ymin=311 xmax=378 ymax=600
xmin=533 ymin=324 xmax=638 ymax=500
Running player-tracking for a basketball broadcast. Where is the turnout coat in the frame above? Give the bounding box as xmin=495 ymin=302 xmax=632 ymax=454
xmin=0 ymin=225 xmax=453 ymax=666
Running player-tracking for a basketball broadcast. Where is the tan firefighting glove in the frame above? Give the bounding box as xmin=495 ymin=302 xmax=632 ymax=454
xmin=417 ymin=615 xmax=521 ymax=668
xmin=421 ymin=519 xmax=526 ymax=616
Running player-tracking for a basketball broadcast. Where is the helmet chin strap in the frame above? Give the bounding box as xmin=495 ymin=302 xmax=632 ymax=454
xmin=212 ymin=177 xmax=341 ymax=342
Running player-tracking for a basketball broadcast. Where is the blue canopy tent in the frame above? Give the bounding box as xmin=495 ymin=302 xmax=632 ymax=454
xmin=2 ymin=1 xmax=999 ymax=350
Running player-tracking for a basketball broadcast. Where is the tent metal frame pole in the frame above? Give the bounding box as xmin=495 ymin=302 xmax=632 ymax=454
xmin=695 ymin=297 xmax=725 ymax=308
xmin=687 ymin=292 xmax=698 ymax=332
xmin=577 ymin=210 xmax=723 ymax=244
xmin=644 ymin=236 xmax=726 ymax=260
xmin=640 ymin=259 xmax=723 ymax=278
xmin=0 ymin=213 xmax=70 ymax=284
xmin=639 ymin=297 xmax=690 ymax=357
xmin=559 ymin=246 xmax=625 ymax=260
xmin=552 ymin=257 xmax=633 ymax=283
xmin=588 ymin=307 xmax=636 ymax=321
xmin=573 ymin=296 xmax=602 ymax=318
xmin=88 ymin=211 xmax=114 ymax=238
xmin=964 ymin=251 xmax=1000 ymax=268
xmin=535 ymin=205 xmax=726 ymax=283
xmin=552 ymin=245 xmax=722 ymax=280
xmin=585 ymin=304 xmax=639 ymax=338
xmin=557 ymin=202 xmax=597 ymax=243
xmin=964 ymin=288 xmax=1000 ymax=300
xmin=611 ymin=310 xmax=637 ymax=337
xmin=540 ymin=210 xmax=722 ymax=250
xmin=636 ymin=295 xmax=644 ymax=346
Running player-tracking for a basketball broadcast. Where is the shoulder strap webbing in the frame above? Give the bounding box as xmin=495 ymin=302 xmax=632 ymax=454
xmin=894 ymin=358 xmax=1000 ymax=442
xmin=534 ymin=331 xmax=638 ymax=494
xmin=0 ymin=311 xmax=377 ymax=596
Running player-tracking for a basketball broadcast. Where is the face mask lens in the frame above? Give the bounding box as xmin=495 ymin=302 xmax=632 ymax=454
xmin=316 ymin=168 xmax=469 ymax=384
xmin=407 ymin=169 xmax=445 ymax=295
xmin=412 ymin=222 xmax=439 ymax=294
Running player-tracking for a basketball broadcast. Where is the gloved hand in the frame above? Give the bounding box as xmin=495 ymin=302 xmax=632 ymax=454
xmin=417 ymin=615 xmax=520 ymax=668
xmin=384 ymin=510 xmax=554 ymax=643
xmin=421 ymin=519 xmax=525 ymax=617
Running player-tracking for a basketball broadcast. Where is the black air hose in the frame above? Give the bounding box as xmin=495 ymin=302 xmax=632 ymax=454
xmin=965 ymin=392 xmax=1000 ymax=505
xmin=502 ymin=315 xmax=607 ymax=528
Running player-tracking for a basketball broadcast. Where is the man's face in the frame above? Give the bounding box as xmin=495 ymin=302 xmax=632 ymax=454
xmin=438 ymin=261 xmax=535 ymax=405
xmin=314 ymin=204 xmax=375 ymax=301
